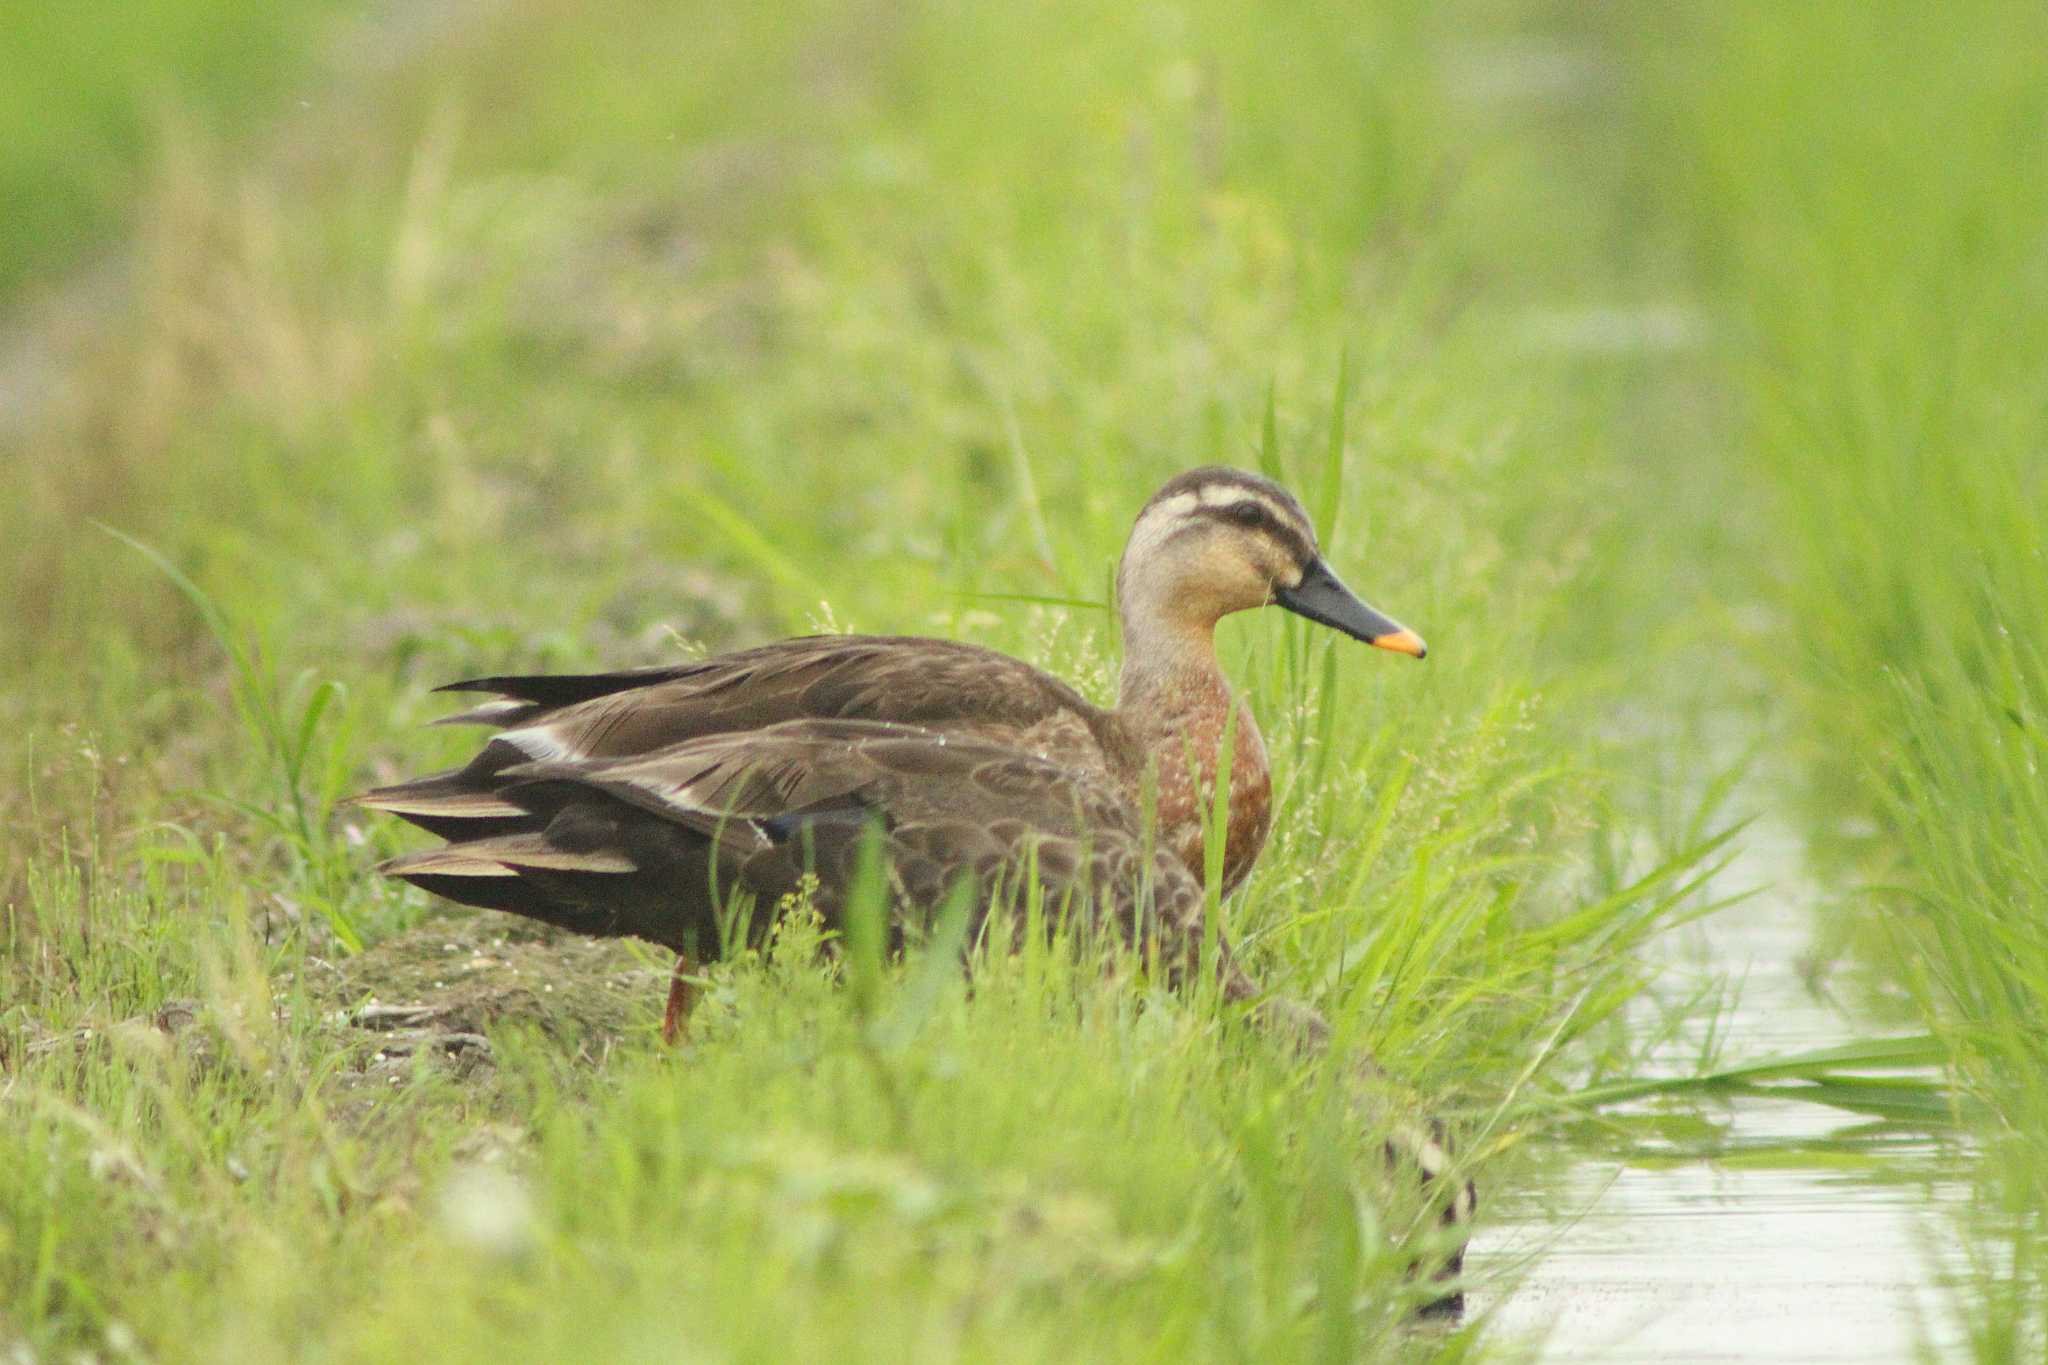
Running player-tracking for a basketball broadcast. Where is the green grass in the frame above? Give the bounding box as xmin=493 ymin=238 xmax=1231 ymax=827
xmin=10 ymin=0 xmax=1998 ymax=1358
xmin=1612 ymin=0 xmax=2048 ymax=1354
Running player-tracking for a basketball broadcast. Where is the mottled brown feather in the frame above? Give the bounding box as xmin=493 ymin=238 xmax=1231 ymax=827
xmin=354 ymin=468 xmax=1469 ymax=1311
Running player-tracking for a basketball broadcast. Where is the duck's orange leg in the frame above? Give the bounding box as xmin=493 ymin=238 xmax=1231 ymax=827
xmin=661 ymin=954 xmax=698 ymax=1046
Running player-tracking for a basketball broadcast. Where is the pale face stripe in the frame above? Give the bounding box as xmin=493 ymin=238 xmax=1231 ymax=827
xmin=1129 ymin=486 xmax=1314 ymax=551
xmin=1194 ymin=483 xmax=1295 ymax=526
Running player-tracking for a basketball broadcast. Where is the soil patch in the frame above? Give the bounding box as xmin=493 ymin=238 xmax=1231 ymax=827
xmin=316 ymin=911 xmax=671 ymax=1085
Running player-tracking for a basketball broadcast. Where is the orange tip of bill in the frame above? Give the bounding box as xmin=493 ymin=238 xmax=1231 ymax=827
xmin=1372 ymin=628 xmax=1427 ymax=659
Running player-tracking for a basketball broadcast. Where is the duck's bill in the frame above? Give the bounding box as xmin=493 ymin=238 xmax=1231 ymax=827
xmin=1275 ymin=559 xmax=1427 ymax=659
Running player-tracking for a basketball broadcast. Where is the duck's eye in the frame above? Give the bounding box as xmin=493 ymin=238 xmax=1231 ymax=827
xmin=1225 ymin=501 xmax=1266 ymax=528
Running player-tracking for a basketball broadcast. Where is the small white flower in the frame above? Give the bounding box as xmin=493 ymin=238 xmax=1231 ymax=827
xmin=435 ymin=1164 xmax=537 ymax=1258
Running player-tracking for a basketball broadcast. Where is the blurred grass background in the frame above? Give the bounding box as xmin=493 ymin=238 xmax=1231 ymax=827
xmin=2 ymin=0 xmax=2044 ymax=1359
xmin=0 ymin=0 xmax=355 ymax=300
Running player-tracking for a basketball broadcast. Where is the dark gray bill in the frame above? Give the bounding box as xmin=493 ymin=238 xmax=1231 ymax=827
xmin=1274 ymin=558 xmax=1426 ymax=658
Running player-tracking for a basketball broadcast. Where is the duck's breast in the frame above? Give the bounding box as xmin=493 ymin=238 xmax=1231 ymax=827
xmin=1219 ymin=705 xmax=1272 ymax=895
xmin=1142 ymin=695 xmax=1271 ymax=896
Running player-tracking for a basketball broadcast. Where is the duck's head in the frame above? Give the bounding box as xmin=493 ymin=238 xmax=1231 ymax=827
xmin=1116 ymin=466 xmax=1425 ymax=658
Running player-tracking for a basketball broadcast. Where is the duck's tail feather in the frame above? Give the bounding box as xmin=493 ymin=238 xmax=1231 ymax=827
xmin=379 ymin=835 xmax=639 ymax=878
xmin=432 ymin=666 xmax=695 ymax=711
xmin=350 ymin=769 xmax=532 ymax=840
xmin=373 ymin=797 xmax=733 ymax=955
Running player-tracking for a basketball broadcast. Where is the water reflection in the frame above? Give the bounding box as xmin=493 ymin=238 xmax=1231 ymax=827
xmin=1472 ymin=827 xmax=1970 ymax=1361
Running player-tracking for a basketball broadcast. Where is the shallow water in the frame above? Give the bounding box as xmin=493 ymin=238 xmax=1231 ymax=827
xmin=1471 ymin=821 xmax=1969 ymax=1361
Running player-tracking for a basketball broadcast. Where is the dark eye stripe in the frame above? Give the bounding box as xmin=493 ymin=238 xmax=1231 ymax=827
xmin=1192 ymin=502 xmax=1316 ymax=566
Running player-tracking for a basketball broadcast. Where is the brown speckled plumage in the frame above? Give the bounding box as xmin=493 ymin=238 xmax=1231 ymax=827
xmin=358 ymin=467 xmax=1423 ymax=1012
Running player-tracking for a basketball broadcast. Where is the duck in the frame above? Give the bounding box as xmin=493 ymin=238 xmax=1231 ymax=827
xmin=357 ymin=465 xmax=1470 ymax=1313
xmin=356 ymin=466 xmax=1424 ymax=1039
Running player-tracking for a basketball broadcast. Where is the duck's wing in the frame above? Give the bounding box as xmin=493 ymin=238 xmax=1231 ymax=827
xmin=377 ymin=719 xmax=1218 ymax=981
xmin=361 ymin=635 xmax=1113 ymax=840
xmin=434 ymin=634 xmax=1100 ymax=740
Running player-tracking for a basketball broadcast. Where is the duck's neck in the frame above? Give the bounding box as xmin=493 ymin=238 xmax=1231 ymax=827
xmin=1114 ymin=592 xmax=1273 ymax=894
xmin=1115 ymin=600 xmax=1234 ymax=728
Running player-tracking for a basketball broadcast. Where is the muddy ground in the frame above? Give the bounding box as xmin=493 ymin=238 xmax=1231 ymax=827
xmin=315 ymin=911 xmax=674 ymax=1084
